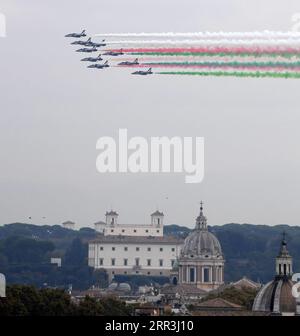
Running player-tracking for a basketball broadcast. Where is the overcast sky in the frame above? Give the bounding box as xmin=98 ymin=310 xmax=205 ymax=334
xmin=1 ymin=0 xmax=300 ymax=228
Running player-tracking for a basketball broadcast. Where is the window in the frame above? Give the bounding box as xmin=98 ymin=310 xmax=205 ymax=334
xmin=203 ymin=268 xmax=210 ymax=282
xmin=160 ymin=248 xmax=163 ymax=252
xmin=171 ymin=259 xmax=175 ymax=267
xmin=111 ymin=258 xmax=115 ymax=266
xmin=147 ymin=247 xmax=151 ymax=252
xmin=99 ymin=258 xmax=103 ymax=266
xmin=146 ymin=230 xmax=149 ymax=233
xmin=189 ymin=268 xmax=196 ymax=282
xmin=112 ymin=247 xmax=115 ymax=251
xmin=157 ymin=230 xmax=160 ymax=233
xmin=124 ymin=271 xmax=127 ymax=274
xmin=159 ymin=259 xmax=163 ymax=267
xmin=124 ymin=259 xmax=128 ymax=266
xmin=122 ymin=229 xmax=125 ymax=233
xmin=171 ymin=248 xmax=175 ymax=252
xmin=135 ymin=258 xmax=140 ymax=266
xmin=100 ymin=246 xmax=103 ymax=251
xmin=160 ymin=272 xmax=162 ymax=275
xmin=134 ymin=230 xmax=137 ymax=233
xmin=147 ymin=259 xmax=151 ymax=266
xmin=124 ymin=247 xmax=128 ymax=251
xmin=147 ymin=272 xmax=151 ymax=275
xmin=111 ymin=229 xmax=114 ymax=233
xmin=136 ymin=247 xmax=140 ymax=251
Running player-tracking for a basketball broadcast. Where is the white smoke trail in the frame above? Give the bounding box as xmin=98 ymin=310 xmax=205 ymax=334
xmin=104 ymin=39 xmax=300 ymax=46
xmin=95 ymin=31 xmax=300 ymax=39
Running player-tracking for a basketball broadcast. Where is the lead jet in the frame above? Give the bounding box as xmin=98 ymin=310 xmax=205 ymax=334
xmin=132 ymin=68 xmax=153 ymax=75
xmin=65 ymin=30 xmax=86 ymax=38
xmin=87 ymin=61 xmax=109 ymax=69
xmin=81 ymin=53 xmax=103 ymax=62
xmin=118 ymin=58 xmax=139 ymax=66
xmin=103 ymin=49 xmax=124 ymax=56
xmin=76 ymin=46 xmax=98 ymax=53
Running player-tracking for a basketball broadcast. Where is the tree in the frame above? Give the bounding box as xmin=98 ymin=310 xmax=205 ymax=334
xmin=64 ymin=238 xmax=87 ymax=266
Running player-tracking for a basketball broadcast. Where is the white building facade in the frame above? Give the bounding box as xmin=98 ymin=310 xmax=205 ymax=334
xmin=89 ymin=210 xmax=183 ymax=280
xmin=94 ymin=210 xmax=164 ymax=237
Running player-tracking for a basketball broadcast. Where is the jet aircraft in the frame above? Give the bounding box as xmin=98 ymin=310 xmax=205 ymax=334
xmin=81 ymin=54 xmax=103 ymax=62
xmin=118 ymin=58 xmax=139 ymax=66
xmin=65 ymin=30 xmax=86 ymax=38
xmin=103 ymin=49 xmax=124 ymax=56
xmin=76 ymin=47 xmax=98 ymax=53
xmin=87 ymin=61 xmax=109 ymax=69
xmin=132 ymin=68 xmax=153 ymax=75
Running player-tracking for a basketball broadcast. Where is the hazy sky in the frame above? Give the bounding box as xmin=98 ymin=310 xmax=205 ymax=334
xmin=1 ymin=0 xmax=300 ymax=228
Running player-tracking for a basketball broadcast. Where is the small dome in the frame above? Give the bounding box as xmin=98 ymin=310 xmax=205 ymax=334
xmin=253 ymin=278 xmax=297 ymax=314
xmin=119 ymin=283 xmax=131 ymax=291
xmin=181 ymin=229 xmax=222 ymax=257
xmin=108 ymin=282 xmax=118 ymax=290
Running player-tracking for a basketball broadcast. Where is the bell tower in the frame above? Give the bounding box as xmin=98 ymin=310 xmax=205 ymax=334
xmin=276 ymin=232 xmax=293 ymax=278
xmin=195 ymin=201 xmax=207 ymax=230
xmin=151 ymin=210 xmax=164 ymax=227
xmin=105 ymin=210 xmax=119 ymax=226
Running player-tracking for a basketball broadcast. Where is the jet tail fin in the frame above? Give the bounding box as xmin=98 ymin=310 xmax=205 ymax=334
xmin=148 ymin=68 xmax=152 ymax=72
xmin=104 ymin=60 xmax=108 ymax=65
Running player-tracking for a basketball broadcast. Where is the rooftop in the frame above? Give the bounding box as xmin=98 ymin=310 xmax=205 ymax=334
xmin=90 ymin=235 xmax=183 ymax=245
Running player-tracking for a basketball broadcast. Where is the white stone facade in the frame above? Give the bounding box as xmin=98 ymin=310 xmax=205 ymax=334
xmin=95 ymin=210 xmax=164 ymax=237
xmin=88 ymin=236 xmax=183 ymax=280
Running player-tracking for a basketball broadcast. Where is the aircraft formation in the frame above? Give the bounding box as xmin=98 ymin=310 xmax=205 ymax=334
xmin=65 ymin=30 xmax=300 ymax=80
xmin=65 ymin=30 xmax=151 ymax=75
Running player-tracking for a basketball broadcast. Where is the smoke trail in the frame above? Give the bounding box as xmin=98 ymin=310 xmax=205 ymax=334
xmin=140 ymin=61 xmax=300 ymax=70
xmin=130 ymin=52 xmax=300 ymax=59
xmin=95 ymin=31 xmax=300 ymax=39
xmin=104 ymin=39 xmax=300 ymax=46
xmin=119 ymin=46 xmax=300 ymax=53
xmin=157 ymin=71 xmax=300 ymax=79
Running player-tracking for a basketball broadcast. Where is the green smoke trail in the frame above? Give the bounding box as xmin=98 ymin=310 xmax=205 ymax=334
xmin=144 ymin=61 xmax=300 ymax=68
xmin=131 ymin=52 xmax=300 ymax=59
xmin=157 ymin=71 xmax=300 ymax=79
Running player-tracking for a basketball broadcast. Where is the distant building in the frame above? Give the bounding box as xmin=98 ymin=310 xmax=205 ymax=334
xmin=88 ymin=234 xmax=183 ymax=281
xmin=0 ymin=273 xmax=5 ymax=297
xmin=177 ymin=203 xmax=225 ymax=291
xmin=50 ymin=257 xmax=62 ymax=267
xmin=231 ymin=277 xmax=261 ymax=291
xmin=94 ymin=221 xmax=106 ymax=234
xmin=62 ymin=220 xmax=76 ymax=230
xmin=191 ymin=298 xmax=269 ymax=316
xmin=101 ymin=210 xmax=164 ymax=237
xmin=252 ymin=233 xmax=300 ymax=315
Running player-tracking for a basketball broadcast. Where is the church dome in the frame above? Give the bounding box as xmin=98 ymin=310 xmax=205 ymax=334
xmin=253 ymin=233 xmax=299 ymax=315
xmin=181 ymin=229 xmax=222 ymax=257
xmin=181 ymin=202 xmax=223 ymax=258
